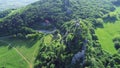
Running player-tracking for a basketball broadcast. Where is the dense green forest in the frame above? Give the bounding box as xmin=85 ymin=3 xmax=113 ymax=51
xmin=0 ymin=0 xmax=120 ymax=68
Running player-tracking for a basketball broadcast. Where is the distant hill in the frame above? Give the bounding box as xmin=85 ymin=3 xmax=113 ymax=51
xmin=0 ymin=0 xmax=114 ymax=36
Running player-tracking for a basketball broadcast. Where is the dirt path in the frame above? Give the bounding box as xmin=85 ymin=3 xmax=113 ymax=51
xmin=13 ymin=46 xmax=33 ymax=68
xmin=0 ymin=40 xmax=33 ymax=68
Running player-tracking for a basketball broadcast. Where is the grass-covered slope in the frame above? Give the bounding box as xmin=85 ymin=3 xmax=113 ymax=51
xmin=95 ymin=22 xmax=119 ymax=54
xmin=96 ymin=20 xmax=120 ymax=54
xmin=95 ymin=6 xmax=120 ymax=54
xmin=0 ymin=37 xmax=42 ymax=68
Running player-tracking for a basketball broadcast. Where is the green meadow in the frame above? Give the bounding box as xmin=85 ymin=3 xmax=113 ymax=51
xmin=95 ymin=7 xmax=120 ymax=54
xmin=0 ymin=38 xmax=41 ymax=68
xmin=95 ymin=22 xmax=120 ymax=54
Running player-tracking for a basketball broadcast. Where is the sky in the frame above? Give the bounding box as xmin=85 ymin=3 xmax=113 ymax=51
xmin=0 ymin=0 xmax=39 ymax=11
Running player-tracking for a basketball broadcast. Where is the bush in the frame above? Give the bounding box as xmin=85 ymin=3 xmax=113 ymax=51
xmin=16 ymin=33 xmax=25 ymax=39
xmin=118 ymin=48 xmax=120 ymax=54
xmin=113 ymin=35 xmax=120 ymax=50
xmin=94 ymin=18 xmax=104 ymax=27
xmin=113 ymin=56 xmax=120 ymax=64
xmin=114 ymin=41 xmax=120 ymax=50
xmin=113 ymin=35 xmax=120 ymax=42
xmin=92 ymin=34 xmax=98 ymax=40
xmin=103 ymin=12 xmax=117 ymax=22
xmin=26 ymin=33 xmax=38 ymax=39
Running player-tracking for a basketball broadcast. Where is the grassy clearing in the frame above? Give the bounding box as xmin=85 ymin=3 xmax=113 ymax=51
xmin=44 ymin=34 xmax=53 ymax=45
xmin=96 ymin=21 xmax=120 ymax=54
xmin=95 ymin=7 xmax=120 ymax=54
xmin=0 ymin=38 xmax=41 ymax=68
xmin=0 ymin=45 xmax=28 ymax=68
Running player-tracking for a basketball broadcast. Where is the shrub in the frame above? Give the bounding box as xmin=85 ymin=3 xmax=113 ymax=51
xmin=118 ymin=48 xmax=120 ymax=54
xmin=113 ymin=56 xmax=120 ymax=64
xmin=113 ymin=35 xmax=120 ymax=42
xmin=92 ymin=34 xmax=98 ymax=40
xmin=103 ymin=12 xmax=117 ymax=22
xmin=114 ymin=41 xmax=120 ymax=50
xmin=113 ymin=35 xmax=120 ymax=50
xmin=16 ymin=33 xmax=25 ymax=39
xmin=94 ymin=18 xmax=104 ymax=27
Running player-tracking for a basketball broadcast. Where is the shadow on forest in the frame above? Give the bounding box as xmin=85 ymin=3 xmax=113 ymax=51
xmin=0 ymin=36 xmax=39 ymax=48
xmin=112 ymin=1 xmax=120 ymax=6
xmin=103 ymin=19 xmax=116 ymax=23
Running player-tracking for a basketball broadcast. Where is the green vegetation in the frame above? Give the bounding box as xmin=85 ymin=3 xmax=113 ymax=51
xmin=113 ymin=34 xmax=120 ymax=50
xmin=112 ymin=0 xmax=120 ymax=6
xmin=0 ymin=0 xmax=120 ymax=68
xmin=0 ymin=0 xmax=114 ymax=36
xmin=0 ymin=46 xmax=28 ymax=68
xmin=95 ymin=6 xmax=120 ymax=54
xmin=95 ymin=23 xmax=117 ymax=54
xmin=0 ymin=9 xmax=14 ymax=18
xmin=0 ymin=37 xmax=42 ymax=68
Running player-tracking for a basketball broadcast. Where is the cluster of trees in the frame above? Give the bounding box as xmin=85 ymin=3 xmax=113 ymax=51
xmin=70 ymin=0 xmax=114 ymax=19
xmin=93 ymin=18 xmax=104 ymax=28
xmin=33 ymin=0 xmax=120 ymax=67
xmin=93 ymin=12 xmax=119 ymax=28
xmin=103 ymin=12 xmax=118 ymax=22
xmin=34 ymin=19 xmax=120 ymax=68
xmin=34 ymin=34 xmax=66 ymax=68
xmin=112 ymin=0 xmax=120 ymax=6
xmin=0 ymin=9 xmax=13 ymax=18
xmin=34 ymin=20 xmax=88 ymax=68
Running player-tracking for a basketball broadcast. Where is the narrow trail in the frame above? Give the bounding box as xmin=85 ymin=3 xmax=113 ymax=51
xmin=13 ymin=46 xmax=33 ymax=68
xmin=0 ymin=40 xmax=33 ymax=68
xmin=36 ymin=29 xmax=56 ymax=34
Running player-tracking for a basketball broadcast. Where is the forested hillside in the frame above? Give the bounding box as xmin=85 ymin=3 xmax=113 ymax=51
xmin=0 ymin=0 xmax=114 ymax=36
xmin=0 ymin=0 xmax=120 ymax=68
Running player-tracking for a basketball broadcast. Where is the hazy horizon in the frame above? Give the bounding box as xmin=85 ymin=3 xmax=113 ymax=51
xmin=0 ymin=0 xmax=39 ymax=11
